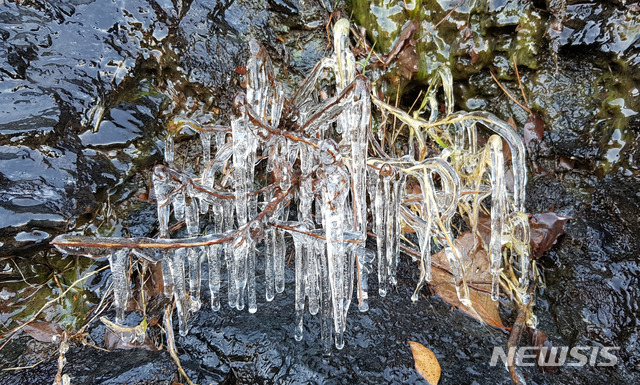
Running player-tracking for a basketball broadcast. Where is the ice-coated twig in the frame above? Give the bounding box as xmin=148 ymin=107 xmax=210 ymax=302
xmin=52 ymin=16 xmax=534 ymax=353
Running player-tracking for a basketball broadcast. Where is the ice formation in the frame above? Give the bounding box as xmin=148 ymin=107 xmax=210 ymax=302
xmin=51 ymin=19 xmax=531 ymax=350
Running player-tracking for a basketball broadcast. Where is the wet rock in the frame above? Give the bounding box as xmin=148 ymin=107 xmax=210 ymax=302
xmin=525 ymin=172 xmax=640 ymax=382
xmin=558 ymin=1 xmax=640 ymax=69
xmin=0 ymin=142 xmax=97 ymax=255
xmin=0 ymin=1 xmax=170 ymax=254
xmin=0 ymin=337 xmax=176 ymax=385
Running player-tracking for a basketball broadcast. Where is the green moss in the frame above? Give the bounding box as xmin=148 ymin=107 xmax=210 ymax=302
xmin=347 ymin=0 xmax=548 ymax=84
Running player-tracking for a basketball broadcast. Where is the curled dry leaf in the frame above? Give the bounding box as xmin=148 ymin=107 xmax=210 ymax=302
xmin=529 ymin=212 xmax=569 ymax=259
xmin=408 ymin=341 xmax=441 ymax=385
xmin=430 ymin=232 xmax=505 ymax=329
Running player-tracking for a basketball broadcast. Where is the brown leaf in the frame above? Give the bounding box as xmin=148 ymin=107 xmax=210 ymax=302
xmin=408 ymin=341 xmax=441 ymax=385
xmin=430 ymin=232 xmax=505 ymax=328
xmin=22 ymin=321 xmax=63 ymax=343
xmin=396 ymin=39 xmax=418 ymax=80
xmin=530 ymin=212 xmax=569 ymax=259
xmin=104 ymin=328 xmax=158 ymax=351
xmin=523 ymin=112 xmax=545 ymax=151
xmin=530 ymin=329 xmax=560 ymax=374
xmin=471 ymin=212 xmax=569 ymax=260
xmin=372 ymin=20 xmax=419 ymax=69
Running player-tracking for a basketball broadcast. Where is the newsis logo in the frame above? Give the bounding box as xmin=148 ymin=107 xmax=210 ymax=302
xmin=490 ymin=346 xmax=620 ymax=368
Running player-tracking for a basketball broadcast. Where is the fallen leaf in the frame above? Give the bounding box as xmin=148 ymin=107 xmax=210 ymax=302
xmin=372 ymin=20 xmax=419 ymax=69
xmin=408 ymin=341 xmax=441 ymax=385
xmin=22 ymin=321 xmax=63 ymax=343
xmin=395 ymin=38 xmax=418 ymax=80
xmin=430 ymin=232 xmax=505 ymax=328
xmin=523 ymin=112 xmax=545 ymax=151
xmin=470 ymin=212 xmax=569 ymax=260
xmin=104 ymin=328 xmax=158 ymax=351
xmin=530 ymin=329 xmax=560 ymax=374
xmin=529 ymin=212 xmax=569 ymax=259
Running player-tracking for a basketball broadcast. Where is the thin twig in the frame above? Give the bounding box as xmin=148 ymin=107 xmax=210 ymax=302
xmin=512 ymin=54 xmax=531 ymax=113
xmin=489 ymin=70 xmax=530 ymax=115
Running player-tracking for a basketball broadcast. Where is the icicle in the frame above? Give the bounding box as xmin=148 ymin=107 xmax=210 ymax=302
xmin=248 ymin=247 xmax=257 ymax=313
xmin=232 ymin=112 xmax=249 ymax=228
xmin=316 ymin=236 xmax=333 ymax=354
xmin=200 ymin=131 xmax=212 ymax=169
xmin=152 ymin=166 xmax=173 ymax=238
xmin=165 ymin=134 xmax=174 ymax=163
xmin=388 ymin=174 xmax=404 ymax=286
xmin=168 ymin=248 xmax=190 ymax=336
xmin=274 ymin=230 xmax=286 ymax=294
xmin=226 ymin=239 xmax=237 ymax=309
xmin=488 ymin=135 xmax=506 ymax=301
xmin=264 ymin=228 xmax=275 ymax=301
xmin=161 ymin=253 xmax=174 ymax=298
xmin=319 ymin=140 xmax=350 ymax=349
xmin=232 ymin=234 xmax=249 ymax=311
xmin=357 ymin=248 xmax=375 ymax=311
xmin=208 ymin=244 xmax=221 ymax=311
xmin=375 ymin=164 xmax=392 ymax=297
xmin=109 ymin=248 xmax=130 ymax=325
xmin=173 ymin=190 xmax=186 ymax=221
xmin=508 ymin=211 xmax=531 ymax=304
xmin=220 ymin=198 xmax=237 ymax=309
xmin=412 ymin=214 xmax=433 ymax=302
xmin=185 ymin=193 xmax=202 ymax=311
xmin=443 ymin=245 xmax=470 ymax=307
xmin=306 ymin=240 xmax=320 ymax=316
xmin=343 ymin=236 xmax=357 ymax=321
xmin=291 ymin=231 xmax=306 ymax=341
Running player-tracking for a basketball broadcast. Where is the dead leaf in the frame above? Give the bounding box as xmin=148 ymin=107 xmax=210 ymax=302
xmin=408 ymin=341 xmax=441 ymax=385
xmin=530 ymin=329 xmax=560 ymax=374
xmin=529 ymin=212 xmax=569 ymax=259
xmin=523 ymin=112 xmax=545 ymax=152
xmin=22 ymin=321 xmax=63 ymax=343
xmin=396 ymin=38 xmax=418 ymax=80
xmin=430 ymin=232 xmax=505 ymax=328
xmin=104 ymin=328 xmax=158 ymax=351
xmin=371 ymin=20 xmax=420 ymax=67
xmin=470 ymin=212 xmax=569 ymax=260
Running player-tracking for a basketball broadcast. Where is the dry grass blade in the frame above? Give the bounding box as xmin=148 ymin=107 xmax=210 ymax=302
xmin=164 ymin=305 xmax=197 ymax=385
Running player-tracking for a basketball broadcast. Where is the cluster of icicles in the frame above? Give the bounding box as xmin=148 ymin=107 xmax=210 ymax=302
xmin=52 ymin=19 xmax=531 ymax=350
